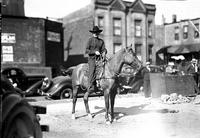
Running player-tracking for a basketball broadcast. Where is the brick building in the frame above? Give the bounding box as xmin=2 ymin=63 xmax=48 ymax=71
xmin=1 ymin=0 xmax=64 ymax=78
xmin=2 ymin=0 xmax=25 ymax=16
xmin=165 ymin=18 xmax=200 ymax=47
xmin=63 ymin=0 xmax=156 ymax=67
xmin=156 ymin=17 xmax=200 ymax=64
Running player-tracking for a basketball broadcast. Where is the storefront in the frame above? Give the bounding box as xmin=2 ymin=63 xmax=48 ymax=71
xmin=156 ymin=43 xmax=200 ymax=65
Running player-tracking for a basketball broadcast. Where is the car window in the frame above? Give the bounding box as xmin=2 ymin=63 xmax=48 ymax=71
xmin=11 ymin=70 xmax=17 ymax=75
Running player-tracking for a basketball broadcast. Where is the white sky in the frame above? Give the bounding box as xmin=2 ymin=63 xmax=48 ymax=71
xmin=25 ymin=0 xmax=200 ymax=25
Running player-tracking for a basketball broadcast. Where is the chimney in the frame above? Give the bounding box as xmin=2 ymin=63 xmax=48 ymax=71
xmin=172 ymin=14 xmax=177 ymax=23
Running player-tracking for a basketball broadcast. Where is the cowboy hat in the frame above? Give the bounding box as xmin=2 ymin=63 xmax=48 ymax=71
xmin=168 ymin=62 xmax=174 ymax=66
xmin=89 ymin=26 xmax=102 ymax=33
xmin=191 ymin=58 xmax=197 ymax=63
xmin=146 ymin=62 xmax=150 ymax=65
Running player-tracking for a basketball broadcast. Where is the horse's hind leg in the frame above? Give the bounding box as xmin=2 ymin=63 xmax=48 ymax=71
xmin=104 ymin=89 xmax=111 ymax=124
xmin=72 ymin=85 xmax=78 ymax=119
xmin=83 ymin=90 xmax=92 ymax=118
xmin=110 ymin=88 xmax=117 ymax=122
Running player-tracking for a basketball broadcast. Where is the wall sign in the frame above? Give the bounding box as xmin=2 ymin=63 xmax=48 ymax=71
xmin=1 ymin=33 xmax=16 ymax=43
xmin=47 ymin=31 xmax=61 ymax=42
xmin=3 ymin=54 xmax=14 ymax=62
xmin=2 ymin=46 xmax=13 ymax=53
xmin=2 ymin=46 xmax=14 ymax=62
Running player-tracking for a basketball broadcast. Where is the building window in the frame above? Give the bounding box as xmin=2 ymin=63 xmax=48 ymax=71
xmin=113 ymin=18 xmax=121 ymax=36
xmin=174 ymin=26 xmax=179 ymax=40
xmin=148 ymin=45 xmax=153 ymax=62
xmin=98 ymin=16 xmax=104 ymax=36
xmin=135 ymin=20 xmax=142 ymax=37
xmin=183 ymin=25 xmax=188 ymax=39
xmin=148 ymin=20 xmax=153 ymax=38
xmin=113 ymin=43 xmax=122 ymax=54
xmin=98 ymin=16 xmax=104 ymax=29
xmin=135 ymin=44 xmax=142 ymax=61
xmin=194 ymin=23 xmax=199 ymax=38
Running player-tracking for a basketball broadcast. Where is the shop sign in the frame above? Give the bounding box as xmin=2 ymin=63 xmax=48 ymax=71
xmin=47 ymin=31 xmax=61 ymax=42
xmin=3 ymin=54 xmax=14 ymax=62
xmin=2 ymin=46 xmax=13 ymax=53
xmin=1 ymin=33 xmax=16 ymax=43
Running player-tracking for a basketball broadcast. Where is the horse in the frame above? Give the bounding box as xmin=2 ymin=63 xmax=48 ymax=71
xmin=71 ymin=45 xmax=142 ymax=124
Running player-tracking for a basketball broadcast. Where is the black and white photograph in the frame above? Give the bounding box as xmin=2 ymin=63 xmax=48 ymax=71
xmin=1 ymin=0 xmax=200 ymax=138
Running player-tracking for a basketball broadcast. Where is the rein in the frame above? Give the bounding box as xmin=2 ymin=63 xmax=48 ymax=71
xmin=97 ymin=55 xmax=137 ymax=80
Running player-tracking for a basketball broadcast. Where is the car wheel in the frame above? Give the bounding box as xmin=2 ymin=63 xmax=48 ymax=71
xmin=2 ymin=98 xmax=42 ymax=138
xmin=60 ymin=88 xmax=73 ymax=99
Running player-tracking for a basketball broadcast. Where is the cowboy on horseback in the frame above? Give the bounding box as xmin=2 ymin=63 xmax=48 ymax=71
xmin=85 ymin=26 xmax=107 ymax=92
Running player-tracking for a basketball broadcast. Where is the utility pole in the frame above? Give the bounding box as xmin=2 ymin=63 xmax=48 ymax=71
xmin=188 ymin=20 xmax=200 ymax=34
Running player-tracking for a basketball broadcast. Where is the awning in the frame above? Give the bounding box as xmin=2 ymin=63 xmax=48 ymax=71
xmin=157 ymin=43 xmax=200 ymax=54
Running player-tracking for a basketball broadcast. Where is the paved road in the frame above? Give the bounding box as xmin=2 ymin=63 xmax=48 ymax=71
xmin=30 ymin=93 xmax=200 ymax=138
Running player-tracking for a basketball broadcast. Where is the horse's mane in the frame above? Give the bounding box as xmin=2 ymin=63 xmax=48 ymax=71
xmin=106 ymin=48 xmax=125 ymax=62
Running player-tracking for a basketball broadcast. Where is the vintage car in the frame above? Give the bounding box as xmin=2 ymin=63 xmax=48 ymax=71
xmin=1 ymin=67 xmax=45 ymax=94
xmin=37 ymin=76 xmax=73 ymax=99
xmin=118 ymin=64 xmax=164 ymax=94
xmin=35 ymin=75 xmax=104 ymax=100
xmin=34 ymin=66 xmax=106 ymax=100
xmin=1 ymin=75 xmax=43 ymax=137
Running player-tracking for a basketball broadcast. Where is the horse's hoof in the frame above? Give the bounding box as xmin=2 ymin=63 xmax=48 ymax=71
xmin=71 ymin=114 xmax=76 ymax=120
xmin=113 ymin=118 xmax=117 ymax=122
xmin=106 ymin=121 xmax=111 ymax=125
xmin=88 ymin=113 xmax=93 ymax=119
xmin=119 ymin=113 xmax=124 ymax=117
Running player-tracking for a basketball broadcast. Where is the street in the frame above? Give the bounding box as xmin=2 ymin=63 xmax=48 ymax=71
xmin=29 ymin=93 xmax=200 ymax=138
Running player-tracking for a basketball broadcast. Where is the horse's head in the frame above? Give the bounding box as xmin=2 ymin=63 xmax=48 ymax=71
xmin=122 ymin=45 xmax=142 ymax=74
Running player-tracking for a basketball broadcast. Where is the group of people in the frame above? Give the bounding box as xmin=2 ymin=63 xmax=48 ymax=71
xmin=164 ymin=58 xmax=200 ymax=93
xmin=165 ymin=58 xmax=200 ymax=75
xmin=142 ymin=58 xmax=200 ymax=97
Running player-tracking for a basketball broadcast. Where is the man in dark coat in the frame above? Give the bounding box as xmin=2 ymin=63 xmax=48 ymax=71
xmin=85 ymin=26 xmax=107 ymax=92
xmin=187 ymin=58 xmax=200 ymax=93
xmin=187 ymin=59 xmax=198 ymax=74
xmin=187 ymin=59 xmax=199 ymax=84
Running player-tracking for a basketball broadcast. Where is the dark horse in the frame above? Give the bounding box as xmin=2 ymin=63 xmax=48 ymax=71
xmin=71 ymin=46 xmax=142 ymax=124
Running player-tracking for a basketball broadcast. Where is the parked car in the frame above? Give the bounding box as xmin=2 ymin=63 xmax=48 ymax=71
xmin=119 ymin=64 xmax=164 ymax=94
xmin=1 ymin=67 xmax=45 ymax=94
xmin=38 ymin=76 xmax=73 ymax=99
xmin=149 ymin=65 xmax=164 ymax=73
xmin=61 ymin=66 xmax=76 ymax=77
xmin=1 ymin=75 xmax=43 ymax=138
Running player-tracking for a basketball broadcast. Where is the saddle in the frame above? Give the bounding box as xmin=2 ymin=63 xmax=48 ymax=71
xmin=82 ymin=58 xmax=105 ymax=89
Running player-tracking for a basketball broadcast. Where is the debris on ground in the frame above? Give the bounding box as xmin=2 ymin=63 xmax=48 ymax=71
xmin=161 ymin=93 xmax=191 ymax=104
xmin=193 ymin=95 xmax=200 ymax=104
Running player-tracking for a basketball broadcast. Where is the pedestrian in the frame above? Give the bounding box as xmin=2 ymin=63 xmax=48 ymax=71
xmin=187 ymin=58 xmax=198 ymax=74
xmin=85 ymin=26 xmax=107 ymax=92
xmin=165 ymin=62 xmax=175 ymax=74
xmin=187 ymin=58 xmax=200 ymax=93
xmin=142 ymin=62 xmax=151 ymax=98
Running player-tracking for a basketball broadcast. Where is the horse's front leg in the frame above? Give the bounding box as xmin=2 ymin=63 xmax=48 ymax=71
xmin=104 ymin=89 xmax=111 ymax=124
xmin=83 ymin=90 xmax=93 ymax=118
xmin=72 ymin=85 xmax=78 ymax=119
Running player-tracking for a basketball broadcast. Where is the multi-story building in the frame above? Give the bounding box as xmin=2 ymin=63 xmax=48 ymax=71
xmin=156 ymin=17 xmax=200 ymax=64
xmin=165 ymin=18 xmax=200 ymax=47
xmin=1 ymin=0 xmax=64 ymax=78
xmin=63 ymin=0 xmax=156 ymax=67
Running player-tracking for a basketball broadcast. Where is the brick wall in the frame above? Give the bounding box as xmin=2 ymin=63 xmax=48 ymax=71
xmin=165 ymin=19 xmax=200 ymax=46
